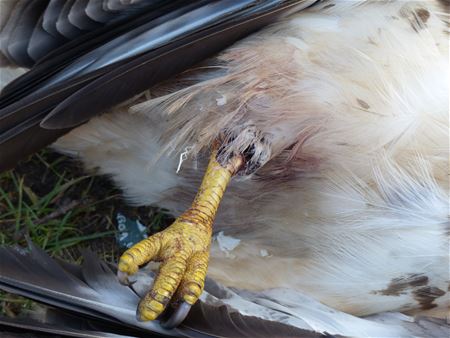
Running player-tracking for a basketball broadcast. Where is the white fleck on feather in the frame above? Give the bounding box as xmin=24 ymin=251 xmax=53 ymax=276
xmin=214 ymin=231 xmax=241 ymax=258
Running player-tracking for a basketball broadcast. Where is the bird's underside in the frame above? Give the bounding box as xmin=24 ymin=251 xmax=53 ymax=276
xmin=0 ymin=0 xmax=449 ymax=337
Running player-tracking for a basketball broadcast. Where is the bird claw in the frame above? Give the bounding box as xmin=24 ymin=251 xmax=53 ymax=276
xmin=117 ymin=147 xmax=241 ymax=326
xmin=117 ymin=222 xmax=211 ymax=322
xmin=160 ymin=302 xmax=192 ymax=329
xmin=117 ymin=270 xmax=131 ymax=285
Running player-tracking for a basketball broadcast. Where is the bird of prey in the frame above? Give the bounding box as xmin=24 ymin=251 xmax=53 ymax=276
xmin=0 ymin=0 xmax=448 ymax=337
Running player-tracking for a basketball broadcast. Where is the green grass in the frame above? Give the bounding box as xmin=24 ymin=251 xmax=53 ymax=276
xmin=0 ymin=151 xmax=118 ymax=259
xmin=0 ymin=149 xmax=172 ymax=316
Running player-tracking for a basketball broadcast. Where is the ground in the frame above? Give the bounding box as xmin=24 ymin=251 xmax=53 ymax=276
xmin=0 ymin=150 xmax=172 ymax=317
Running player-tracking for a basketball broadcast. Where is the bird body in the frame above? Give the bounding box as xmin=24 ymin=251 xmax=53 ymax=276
xmin=52 ymin=0 xmax=449 ymax=318
xmin=1 ymin=0 xmax=449 ymax=336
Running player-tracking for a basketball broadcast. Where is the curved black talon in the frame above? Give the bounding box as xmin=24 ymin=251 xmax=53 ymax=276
xmin=117 ymin=270 xmax=140 ymax=287
xmin=117 ymin=270 xmax=133 ymax=285
xmin=160 ymin=302 xmax=192 ymax=329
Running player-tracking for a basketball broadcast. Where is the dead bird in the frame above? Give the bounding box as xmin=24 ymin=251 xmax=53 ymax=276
xmin=0 ymin=0 xmax=448 ymax=336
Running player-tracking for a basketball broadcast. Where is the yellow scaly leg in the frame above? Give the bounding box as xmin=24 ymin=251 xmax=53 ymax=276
xmin=117 ymin=147 xmax=243 ymax=322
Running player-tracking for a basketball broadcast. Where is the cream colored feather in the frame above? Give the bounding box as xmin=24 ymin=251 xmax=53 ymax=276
xmin=2 ymin=0 xmax=449 ymax=336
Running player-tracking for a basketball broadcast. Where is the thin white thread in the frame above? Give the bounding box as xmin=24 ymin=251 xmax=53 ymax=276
xmin=176 ymin=146 xmax=193 ymax=174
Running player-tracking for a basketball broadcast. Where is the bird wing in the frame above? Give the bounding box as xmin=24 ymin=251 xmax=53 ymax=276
xmin=0 ymin=308 xmax=144 ymax=338
xmin=0 ymin=0 xmax=179 ymax=67
xmin=0 ymin=0 xmax=318 ymax=172
xmin=2 ymin=243 xmax=449 ymax=338
xmin=0 ymin=243 xmax=329 ymax=338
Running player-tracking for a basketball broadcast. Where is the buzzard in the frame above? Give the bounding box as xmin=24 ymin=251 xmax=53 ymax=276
xmin=0 ymin=0 xmax=448 ymax=336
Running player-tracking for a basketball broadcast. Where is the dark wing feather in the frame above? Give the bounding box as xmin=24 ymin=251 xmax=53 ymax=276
xmin=1 ymin=0 xmax=172 ymax=67
xmin=0 ymin=310 xmax=141 ymax=338
xmin=0 ymin=0 xmax=28 ymax=63
xmin=0 ymin=0 xmax=316 ymax=172
xmin=2 ymin=247 xmax=446 ymax=338
xmin=7 ymin=0 xmax=48 ymax=67
xmin=181 ymin=302 xmax=327 ymax=338
xmin=42 ymin=0 xmax=67 ymax=38
xmin=86 ymin=0 xmax=116 ymax=23
xmin=28 ymin=14 xmax=66 ymax=62
xmin=105 ymin=0 xmax=130 ymax=12
xmin=3 ymin=0 xmax=49 ymax=67
xmin=68 ymin=0 xmax=102 ymax=31
xmin=0 ymin=243 xmax=181 ymax=337
xmin=43 ymin=0 xmax=304 ymax=128
xmin=56 ymin=0 xmax=85 ymax=39
xmin=0 ymin=1 xmax=184 ymax=98
xmin=2 ymin=0 xmax=254 ymax=105
xmin=0 ymin=243 xmax=331 ymax=338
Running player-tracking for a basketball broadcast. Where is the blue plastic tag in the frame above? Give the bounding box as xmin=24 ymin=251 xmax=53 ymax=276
xmin=115 ymin=212 xmax=148 ymax=248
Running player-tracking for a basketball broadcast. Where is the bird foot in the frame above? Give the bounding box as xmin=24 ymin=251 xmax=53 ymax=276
xmin=117 ymin=147 xmax=243 ymax=326
xmin=117 ymin=212 xmax=212 ymax=322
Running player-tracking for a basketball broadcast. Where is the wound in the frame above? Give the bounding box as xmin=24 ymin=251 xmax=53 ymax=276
xmin=217 ymin=126 xmax=271 ymax=176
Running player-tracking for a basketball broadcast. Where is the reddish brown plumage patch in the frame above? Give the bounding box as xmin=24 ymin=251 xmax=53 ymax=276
xmin=413 ymin=286 xmax=446 ymax=310
xmin=415 ymin=8 xmax=430 ymax=24
xmin=373 ymin=274 xmax=447 ymax=310
xmin=373 ymin=274 xmax=428 ymax=296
